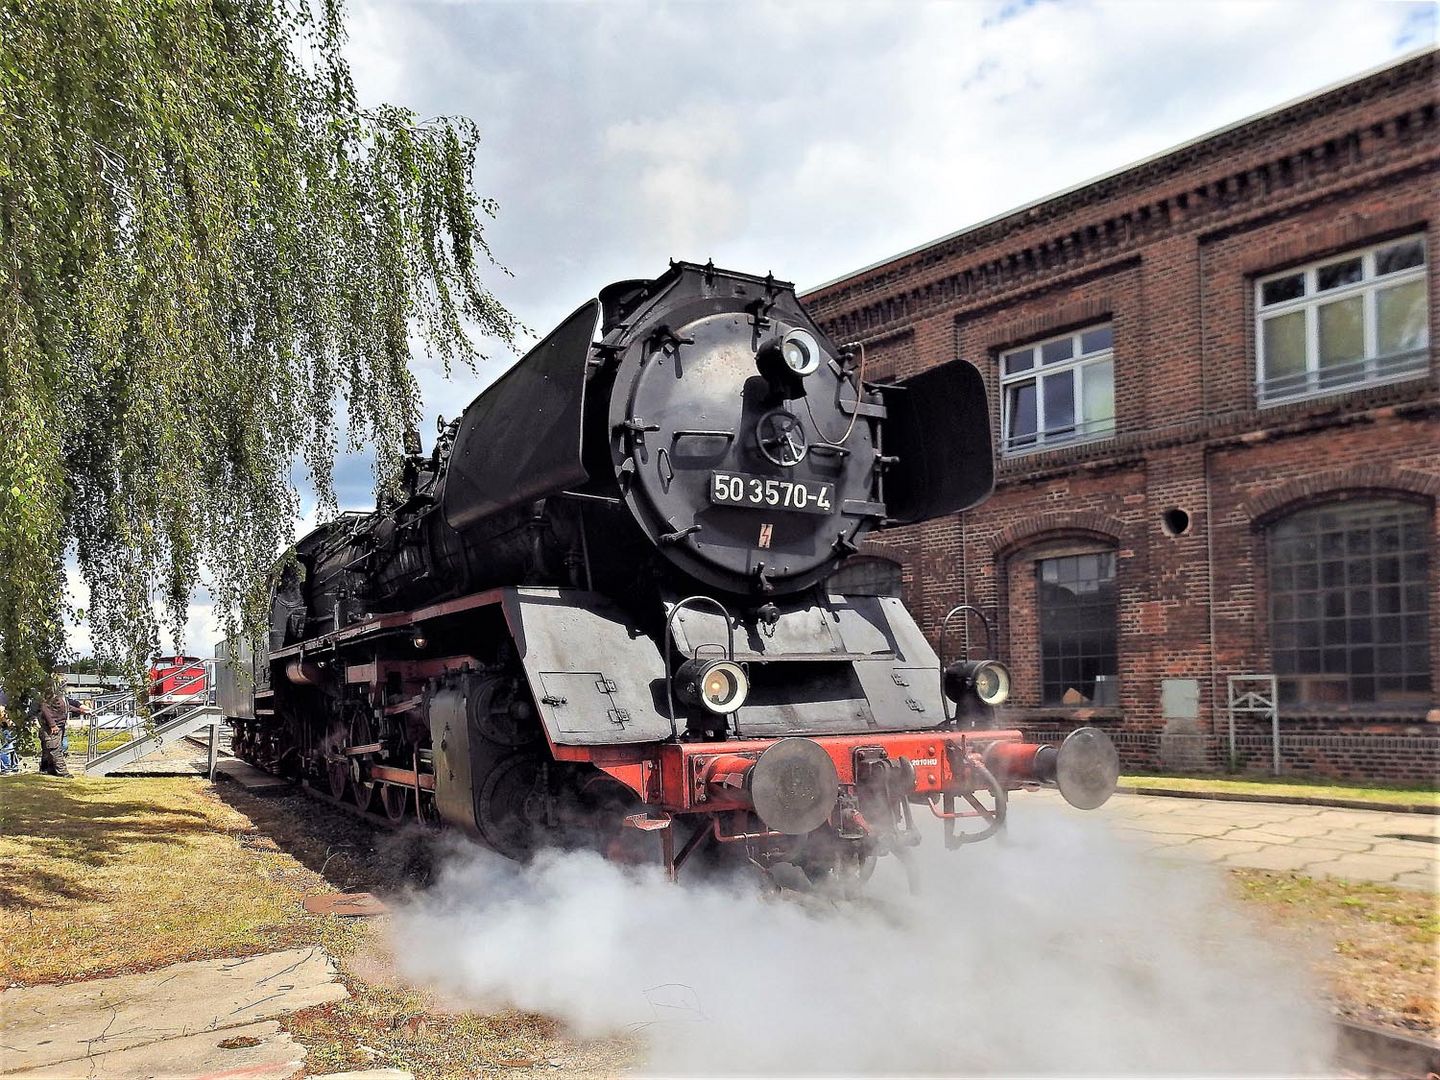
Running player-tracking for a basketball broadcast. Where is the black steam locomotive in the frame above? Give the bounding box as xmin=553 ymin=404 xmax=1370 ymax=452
xmin=217 ymin=262 xmax=1117 ymax=882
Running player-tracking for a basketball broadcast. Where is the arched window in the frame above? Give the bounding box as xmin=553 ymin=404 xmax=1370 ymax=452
xmin=829 ymin=556 xmax=903 ymax=597
xmin=1037 ymin=550 xmax=1118 ymax=705
xmin=1268 ymin=498 xmax=1430 ymax=706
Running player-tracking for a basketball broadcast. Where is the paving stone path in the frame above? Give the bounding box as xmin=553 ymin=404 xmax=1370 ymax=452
xmin=1032 ymin=789 xmax=1439 ymax=890
xmin=0 ymin=948 xmax=352 ymax=1079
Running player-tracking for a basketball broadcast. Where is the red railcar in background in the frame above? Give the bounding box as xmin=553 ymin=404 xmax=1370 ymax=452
xmin=148 ymin=655 xmax=210 ymax=705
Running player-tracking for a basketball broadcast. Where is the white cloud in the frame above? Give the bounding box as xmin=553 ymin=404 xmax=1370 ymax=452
xmin=339 ymin=0 xmax=1428 ymax=335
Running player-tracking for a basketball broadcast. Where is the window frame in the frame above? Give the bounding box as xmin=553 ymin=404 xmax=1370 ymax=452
xmin=1254 ymin=234 xmax=1429 ymax=407
xmin=1266 ymin=497 xmax=1431 ymax=709
xmin=999 ymin=323 xmax=1116 ymax=457
xmin=1035 ymin=550 xmax=1119 ymax=707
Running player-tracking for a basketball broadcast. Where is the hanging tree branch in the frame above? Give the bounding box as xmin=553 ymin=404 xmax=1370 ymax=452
xmin=0 ymin=0 xmax=519 ymax=697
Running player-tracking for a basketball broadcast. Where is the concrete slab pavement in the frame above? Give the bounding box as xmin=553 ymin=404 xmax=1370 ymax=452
xmin=0 ymin=947 xmax=347 ymax=1077
xmin=6 ymin=1021 xmax=302 ymax=1080
xmin=213 ymin=758 xmax=293 ymax=793
xmin=1032 ymin=789 xmax=1440 ymax=890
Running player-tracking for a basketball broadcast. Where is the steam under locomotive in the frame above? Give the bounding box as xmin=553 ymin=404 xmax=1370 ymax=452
xmin=216 ymin=261 xmax=1119 ymax=883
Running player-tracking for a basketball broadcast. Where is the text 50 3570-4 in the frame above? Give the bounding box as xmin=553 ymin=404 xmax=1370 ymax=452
xmin=709 ymin=471 xmax=834 ymax=515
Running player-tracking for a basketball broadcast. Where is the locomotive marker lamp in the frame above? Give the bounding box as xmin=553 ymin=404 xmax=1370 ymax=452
xmin=663 ymin=595 xmax=747 ymax=738
xmin=757 ymin=327 xmax=822 ymax=397
xmin=943 ymin=659 xmax=1012 ymax=707
xmin=779 ymin=329 xmax=821 ymax=377
xmin=937 ymin=603 xmax=1002 ymax=725
xmin=674 ymin=654 xmax=749 ymax=714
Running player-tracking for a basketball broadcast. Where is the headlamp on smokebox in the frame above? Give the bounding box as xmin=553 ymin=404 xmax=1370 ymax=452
xmin=757 ymin=328 xmax=822 ymax=397
xmin=674 ymin=657 xmax=749 ymax=714
xmin=943 ymin=659 xmax=1012 ymax=706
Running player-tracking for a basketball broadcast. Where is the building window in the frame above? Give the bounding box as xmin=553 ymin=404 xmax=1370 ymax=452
xmin=830 ymin=556 xmax=903 ymax=597
xmin=1000 ymin=324 xmax=1115 ymax=455
xmin=1255 ymin=234 xmax=1429 ymax=405
xmin=1268 ymin=498 xmax=1431 ymax=707
xmin=1037 ymin=552 xmax=1118 ymax=706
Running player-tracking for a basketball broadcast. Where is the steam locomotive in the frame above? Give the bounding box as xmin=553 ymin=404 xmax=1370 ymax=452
xmin=217 ymin=261 xmax=1118 ymax=884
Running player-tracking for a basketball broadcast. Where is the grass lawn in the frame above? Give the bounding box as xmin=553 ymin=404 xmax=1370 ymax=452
xmin=0 ymin=774 xmax=362 ymax=984
xmin=63 ymin=730 xmax=132 ymax=755
xmin=0 ymin=774 xmax=628 ymax=1078
xmin=1121 ymin=772 xmax=1440 ymax=809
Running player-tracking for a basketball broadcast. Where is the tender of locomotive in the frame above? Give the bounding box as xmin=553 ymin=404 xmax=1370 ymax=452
xmin=217 ymin=261 xmax=1118 ymax=883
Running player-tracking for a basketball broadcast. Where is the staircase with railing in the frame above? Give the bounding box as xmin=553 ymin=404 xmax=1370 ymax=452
xmin=80 ymin=661 xmax=222 ymax=776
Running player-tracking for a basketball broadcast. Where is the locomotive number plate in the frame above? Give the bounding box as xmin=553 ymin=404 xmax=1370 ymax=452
xmin=709 ymin=471 xmax=834 ymax=515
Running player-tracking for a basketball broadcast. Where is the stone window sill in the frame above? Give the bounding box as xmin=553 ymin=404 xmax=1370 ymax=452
xmin=997 ymin=706 xmax=1125 ymax=724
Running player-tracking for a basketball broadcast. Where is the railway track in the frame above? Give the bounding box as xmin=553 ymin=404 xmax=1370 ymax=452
xmin=297 ymin=775 xmax=439 ymax=831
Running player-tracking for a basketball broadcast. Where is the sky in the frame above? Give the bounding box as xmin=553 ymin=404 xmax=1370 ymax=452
xmin=66 ymin=0 xmax=1436 ymax=659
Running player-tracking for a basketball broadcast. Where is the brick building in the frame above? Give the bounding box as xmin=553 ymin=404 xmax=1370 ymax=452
xmin=803 ymin=49 xmax=1438 ymax=782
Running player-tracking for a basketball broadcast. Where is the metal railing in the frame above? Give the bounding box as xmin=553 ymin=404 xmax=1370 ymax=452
xmin=80 ymin=660 xmax=217 ymax=763
xmin=1256 ymin=346 xmax=1428 ymax=405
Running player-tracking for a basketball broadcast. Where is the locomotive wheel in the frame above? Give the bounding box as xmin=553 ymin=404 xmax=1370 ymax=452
xmin=326 ymin=755 xmax=349 ymax=800
xmin=380 ymin=783 xmax=410 ymax=823
xmin=322 ymin=720 xmax=349 ymax=799
xmin=475 ymin=752 xmax=545 ymax=860
xmin=349 ymin=712 xmax=377 ymax=811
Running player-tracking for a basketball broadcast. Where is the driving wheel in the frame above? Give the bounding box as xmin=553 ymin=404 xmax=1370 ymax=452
xmin=349 ymin=711 xmax=377 ymax=811
xmin=380 ymin=783 xmax=410 ymax=823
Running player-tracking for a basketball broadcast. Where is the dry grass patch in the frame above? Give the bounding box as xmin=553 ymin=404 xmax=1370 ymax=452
xmin=1231 ymin=869 xmax=1438 ymax=1034
xmin=0 ymin=775 xmax=629 ymax=1076
xmin=287 ymin=950 xmax=637 ymax=1079
xmin=0 ymin=774 xmax=363 ymax=985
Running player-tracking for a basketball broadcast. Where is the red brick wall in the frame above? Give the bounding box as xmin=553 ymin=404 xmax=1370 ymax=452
xmin=808 ymin=51 xmax=1440 ymax=782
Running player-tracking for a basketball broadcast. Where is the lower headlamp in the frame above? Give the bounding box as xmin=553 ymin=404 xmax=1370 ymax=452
xmin=675 ymin=657 xmax=749 ymax=714
xmin=943 ymin=659 xmax=1012 ymax=707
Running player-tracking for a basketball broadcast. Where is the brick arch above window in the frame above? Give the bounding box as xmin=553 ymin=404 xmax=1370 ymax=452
xmin=989 ymin=511 xmax=1125 ymax=560
xmin=1245 ymin=465 xmax=1440 ymax=530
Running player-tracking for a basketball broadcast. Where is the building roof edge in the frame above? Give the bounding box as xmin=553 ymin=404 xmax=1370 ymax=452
xmin=801 ymin=45 xmax=1437 ymax=300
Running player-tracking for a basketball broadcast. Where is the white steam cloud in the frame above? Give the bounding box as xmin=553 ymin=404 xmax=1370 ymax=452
xmin=390 ymin=808 xmax=1335 ymax=1076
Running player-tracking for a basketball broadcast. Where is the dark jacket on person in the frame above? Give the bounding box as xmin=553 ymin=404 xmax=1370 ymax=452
xmin=37 ymin=688 xmax=78 ymax=733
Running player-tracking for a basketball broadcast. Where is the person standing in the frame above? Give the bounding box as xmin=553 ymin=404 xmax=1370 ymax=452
xmin=35 ymin=674 xmax=89 ymax=778
xmin=0 ymin=690 xmax=18 ymax=774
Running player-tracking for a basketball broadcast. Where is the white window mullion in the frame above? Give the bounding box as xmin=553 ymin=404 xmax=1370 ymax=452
xmin=1255 ymin=298 xmax=1267 ymax=400
xmin=1035 ymin=371 xmax=1047 ymax=447
xmin=1073 ymin=364 xmax=1084 ymax=436
xmin=1363 ymin=282 xmax=1377 ymax=379
xmin=1305 ymin=297 xmax=1318 ymax=396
